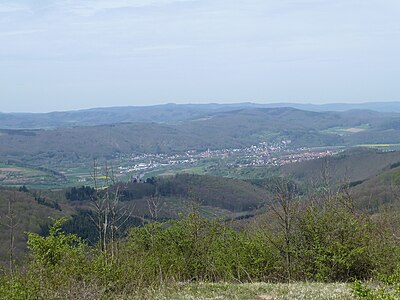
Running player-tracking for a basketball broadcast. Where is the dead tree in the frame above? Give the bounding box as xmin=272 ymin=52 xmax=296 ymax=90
xmin=89 ymin=159 xmax=133 ymax=263
xmin=90 ymin=159 xmax=106 ymax=250
xmin=4 ymin=191 xmax=18 ymax=273
xmin=269 ymin=176 xmax=299 ymax=282
xmin=146 ymin=195 xmax=162 ymax=221
xmin=108 ymin=185 xmax=133 ymax=261
xmin=337 ymin=177 xmax=356 ymax=215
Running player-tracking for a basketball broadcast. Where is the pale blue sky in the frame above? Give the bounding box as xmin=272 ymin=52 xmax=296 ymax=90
xmin=1 ymin=0 xmax=400 ymax=112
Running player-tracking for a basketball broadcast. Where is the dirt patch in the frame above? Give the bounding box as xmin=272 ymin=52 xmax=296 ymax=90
xmin=0 ymin=167 xmax=21 ymax=172
xmin=159 ymin=172 xmax=176 ymax=176
xmin=344 ymin=127 xmax=366 ymax=133
xmin=258 ymin=295 xmax=274 ymax=300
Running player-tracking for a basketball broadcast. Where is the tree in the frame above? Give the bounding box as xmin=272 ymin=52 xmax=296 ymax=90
xmin=2 ymin=191 xmax=18 ymax=273
xmin=89 ymin=160 xmax=133 ymax=263
xmin=268 ymin=176 xmax=299 ymax=281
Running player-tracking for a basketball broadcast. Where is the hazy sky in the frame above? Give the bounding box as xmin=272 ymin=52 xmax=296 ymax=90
xmin=1 ymin=0 xmax=400 ymax=112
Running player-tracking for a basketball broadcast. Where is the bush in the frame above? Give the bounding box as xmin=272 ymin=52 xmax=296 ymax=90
xmin=293 ymin=206 xmax=375 ymax=282
xmin=1 ymin=206 xmax=400 ymax=298
xmin=122 ymin=214 xmax=231 ymax=284
xmin=121 ymin=213 xmax=281 ymax=284
xmin=352 ymin=265 xmax=400 ymax=299
xmin=0 ymin=275 xmax=38 ymax=300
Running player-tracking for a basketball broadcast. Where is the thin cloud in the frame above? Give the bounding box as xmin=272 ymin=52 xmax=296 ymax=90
xmin=0 ymin=29 xmax=46 ymax=36
xmin=63 ymin=0 xmax=198 ymax=16
xmin=0 ymin=2 xmax=30 ymax=13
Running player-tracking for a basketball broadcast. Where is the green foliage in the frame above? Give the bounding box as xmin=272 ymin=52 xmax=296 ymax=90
xmin=294 ymin=206 xmax=375 ymax=282
xmin=0 ymin=218 xmax=91 ymax=299
xmin=26 ymin=217 xmax=93 ymax=297
xmin=0 ymin=275 xmax=37 ymax=300
xmin=352 ymin=280 xmax=375 ymax=300
xmin=0 ymin=189 xmax=64 ymax=264
xmin=118 ymin=213 xmax=281 ymax=285
xmin=1 ymin=205 xmax=400 ymax=298
xmin=154 ymin=174 xmax=266 ymax=211
xmin=352 ymin=266 xmax=400 ymax=299
xmin=27 ymin=217 xmax=87 ymax=267
xmin=208 ymin=230 xmax=281 ymax=281
xmin=56 ymin=209 xmax=99 ymax=243
xmin=124 ymin=214 xmax=229 ymax=283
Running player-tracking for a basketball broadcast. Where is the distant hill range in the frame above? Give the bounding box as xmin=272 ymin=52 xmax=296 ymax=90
xmin=1 ymin=107 xmax=400 ymax=162
xmin=1 ymin=101 xmax=400 ymax=129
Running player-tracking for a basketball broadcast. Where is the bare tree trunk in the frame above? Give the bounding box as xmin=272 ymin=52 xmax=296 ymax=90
xmin=5 ymin=191 xmax=18 ymax=274
xmin=269 ymin=176 xmax=298 ymax=282
xmin=147 ymin=195 xmax=161 ymax=221
xmin=90 ymin=159 xmax=104 ymax=249
xmin=89 ymin=160 xmax=133 ymax=265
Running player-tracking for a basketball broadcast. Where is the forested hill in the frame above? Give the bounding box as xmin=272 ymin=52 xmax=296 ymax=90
xmin=1 ymin=107 xmax=400 ymax=161
xmin=281 ymin=148 xmax=400 ymax=184
xmin=0 ymin=174 xmax=269 ymax=263
xmin=2 ymin=102 xmax=400 ymax=129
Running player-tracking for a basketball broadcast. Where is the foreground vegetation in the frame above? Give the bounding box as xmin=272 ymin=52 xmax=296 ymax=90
xmin=4 ymin=151 xmax=400 ymax=299
xmin=1 ymin=175 xmax=400 ymax=299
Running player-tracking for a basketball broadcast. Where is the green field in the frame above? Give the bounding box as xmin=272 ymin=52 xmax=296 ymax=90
xmin=322 ymin=124 xmax=369 ymax=136
xmin=0 ymin=162 xmax=58 ymax=187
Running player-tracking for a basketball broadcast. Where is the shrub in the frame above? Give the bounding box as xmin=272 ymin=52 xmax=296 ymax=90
xmin=293 ymin=206 xmax=376 ymax=282
xmin=121 ymin=213 xmax=281 ymax=284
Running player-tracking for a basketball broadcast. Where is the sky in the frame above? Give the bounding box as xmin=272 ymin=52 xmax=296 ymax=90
xmin=1 ymin=0 xmax=400 ymax=112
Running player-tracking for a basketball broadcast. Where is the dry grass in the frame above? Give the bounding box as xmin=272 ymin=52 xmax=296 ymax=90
xmin=9 ymin=281 xmax=354 ymax=299
xmin=133 ymin=282 xmax=353 ymax=300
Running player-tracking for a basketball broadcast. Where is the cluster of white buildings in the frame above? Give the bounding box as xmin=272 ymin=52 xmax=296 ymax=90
xmin=114 ymin=141 xmax=337 ymax=175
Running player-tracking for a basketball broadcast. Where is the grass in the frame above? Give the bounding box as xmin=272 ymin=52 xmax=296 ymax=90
xmin=181 ymin=165 xmax=209 ymax=175
xmin=54 ymin=282 xmax=352 ymax=299
xmin=139 ymin=282 xmax=353 ymax=300
xmin=250 ymin=130 xmax=281 ymax=140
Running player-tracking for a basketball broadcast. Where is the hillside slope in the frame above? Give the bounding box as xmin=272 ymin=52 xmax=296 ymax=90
xmin=0 ymin=173 xmax=270 ymax=262
xmin=350 ymin=165 xmax=400 ymax=212
xmin=280 ymin=148 xmax=400 ymax=184
xmin=0 ymin=189 xmax=65 ymax=265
